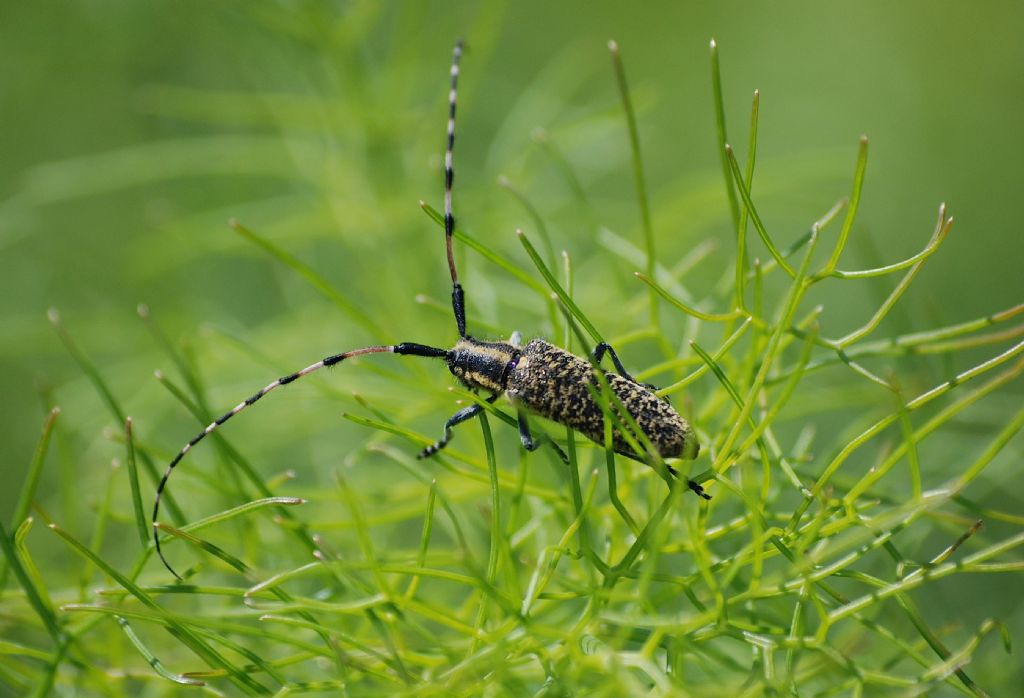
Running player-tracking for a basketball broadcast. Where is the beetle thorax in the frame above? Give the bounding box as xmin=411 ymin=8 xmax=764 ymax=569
xmin=446 ymin=338 xmax=520 ymax=393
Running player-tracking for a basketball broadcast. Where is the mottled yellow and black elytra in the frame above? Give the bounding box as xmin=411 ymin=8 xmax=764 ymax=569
xmin=152 ymin=40 xmax=705 ymax=580
xmin=443 ymin=336 xmax=700 ymax=463
xmin=508 ymin=339 xmax=698 ymax=462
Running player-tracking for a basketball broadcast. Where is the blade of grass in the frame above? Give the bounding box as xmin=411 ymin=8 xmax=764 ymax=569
xmin=0 ymin=519 xmax=62 ymax=643
xmin=821 ymin=136 xmax=869 ymax=275
xmin=828 ymin=531 xmax=1024 ymax=625
xmin=470 ymin=411 xmax=501 ymax=654
xmin=10 ymin=407 xmax=59 ymax=529
xmin=735 ymin=89 xmax=760 ymax=311
xmin=635 ymin=272 xmax=743 ymax=322
xmin=421 ymin=201 xmax=548 ymax=296
xmin=49 ymin=523 xmax=268 ymax=693
xmin=1 ymin=408 xmax=60 ymax=593
xmin=230 ymin=219 xmax=385 ymax=340
xmin=48 ymin=310 xmax=185 ymax=525
xmin=725 ymin=145 xmax=796 ymax=278
xmin=609 ymin=40 xmax=658 ymax=330
xmin=835 ymin=214 xmax=954 ymax=347
xmin=709 ymin=38 xmax=741 ymax=232
xmin=498 ymin=175 xmax=556 ymax=269
xmin=714 ymin=226 xmax=820 ymax=473
xmin=116 ymin=615 xmax=205 ymax=686
xmin=403 ymin=482 xmax=438 ymax=601
xmin=658 ymin=317 xmax=752 ymax=396
xmin=826 ymin=204 xmax=950 ymax=279
xmin=518 ymin=229 xmax=603 ymax=344
xmin=795 ymin=344 xmax=1024 ymax=528
xmin=124 ymin=418 xmax=150 ymax=549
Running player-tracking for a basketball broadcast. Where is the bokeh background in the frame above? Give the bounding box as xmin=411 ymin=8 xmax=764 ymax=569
xmin=1 ymin=1 xmax=1022 ymax=691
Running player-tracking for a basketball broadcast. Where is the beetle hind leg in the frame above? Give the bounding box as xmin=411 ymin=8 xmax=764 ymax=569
xmin=591 ymin=342 xmax=636 ymax=382
xmin=688 ymin=479 xmax=712 ymax=500
xmin=664 ymin=462 xmax=712 ymax=500
xmin=659 ymin=458 xmax=708 ymax=497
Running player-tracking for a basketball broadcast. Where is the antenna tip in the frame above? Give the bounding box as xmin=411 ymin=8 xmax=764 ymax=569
xmin=608 ymin=39 xmax=619 ymax=53
xmin=709 ymin=38 xmax=717 ymax=49
xmin=137 ymin=303 xmax=150 ymax=319
xmin=228 ymin=217 xmax=240 ymax=229
xmin=154 ymin=369 xmax=164 ymax=379
xmin=47 ymin=307 xmax=60 ymax=324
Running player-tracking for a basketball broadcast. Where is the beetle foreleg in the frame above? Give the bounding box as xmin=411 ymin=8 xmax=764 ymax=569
xmin=418 ymin=393 xmax=498 ymax=458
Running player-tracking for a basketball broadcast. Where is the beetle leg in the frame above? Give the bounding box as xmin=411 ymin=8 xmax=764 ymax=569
xmin=688 ymin=479 xmax=712 ymax=500
xmin=663 ymin=461 xmax=712 ymax=499
xmin=517 ymin=410 xmax=568 ymax=464
xmin=592 ymin=342 xmax=638 ymax=382
xmin=418 ymin=393 xmax=498 ymax=458
xmin=592 ymin=341 xmax=671 ymax=402
xmin=517 ymin=410 xmax=539 ymax=451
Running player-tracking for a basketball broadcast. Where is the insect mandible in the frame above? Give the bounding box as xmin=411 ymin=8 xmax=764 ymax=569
xmin=152 ymin=40 xmax=708 ymax=579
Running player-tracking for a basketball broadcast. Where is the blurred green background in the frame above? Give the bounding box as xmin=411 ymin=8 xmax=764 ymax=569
xmin=1 ymin=1 xmax=1022 ymax=688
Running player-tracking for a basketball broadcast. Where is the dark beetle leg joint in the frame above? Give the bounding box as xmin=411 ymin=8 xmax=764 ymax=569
xmin=666 ymin=462 xmax=712 ymax=499
xmin=518 ymin=410 xmax=568 ymax=464
xmin=418 ymin=394 xmax=499 ymax=459
xmin=592 ymin=342 xmax=638 ymax=383
xmin=688 ymin=479 xmax=712 ymax=500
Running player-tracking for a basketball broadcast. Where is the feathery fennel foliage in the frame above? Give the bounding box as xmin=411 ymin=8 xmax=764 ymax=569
xmin=3 ymin=36 xmax=1022 ymax=697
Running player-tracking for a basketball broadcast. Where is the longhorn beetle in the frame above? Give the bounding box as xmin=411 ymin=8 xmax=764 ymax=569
xmin=153 ymin=40 xmax=708 ymax=579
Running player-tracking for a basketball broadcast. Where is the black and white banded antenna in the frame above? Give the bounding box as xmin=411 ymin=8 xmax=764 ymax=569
xmin=446 ymin=39 xmax=467 ymax=339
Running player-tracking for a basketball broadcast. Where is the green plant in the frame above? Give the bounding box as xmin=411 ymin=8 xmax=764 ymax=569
xmin=3 ymin=32 xmax=1022 ymax=697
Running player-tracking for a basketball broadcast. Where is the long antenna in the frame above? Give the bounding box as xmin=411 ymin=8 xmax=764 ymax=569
xmin=152 ymin=342 xmax=447 ymax=579
xmin=445 ymin=40 xmax=467 ymax=338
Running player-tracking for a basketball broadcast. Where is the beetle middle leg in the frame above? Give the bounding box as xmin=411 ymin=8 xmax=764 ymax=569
xmin=418 ymin=393 xmax=499 ymax=458
xmin=518 ymin=410 xmax=568 ymax=464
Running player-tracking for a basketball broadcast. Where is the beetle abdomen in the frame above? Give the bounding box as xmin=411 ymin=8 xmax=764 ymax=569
xmin=506 ymin=339 xmax=698 ymax=461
